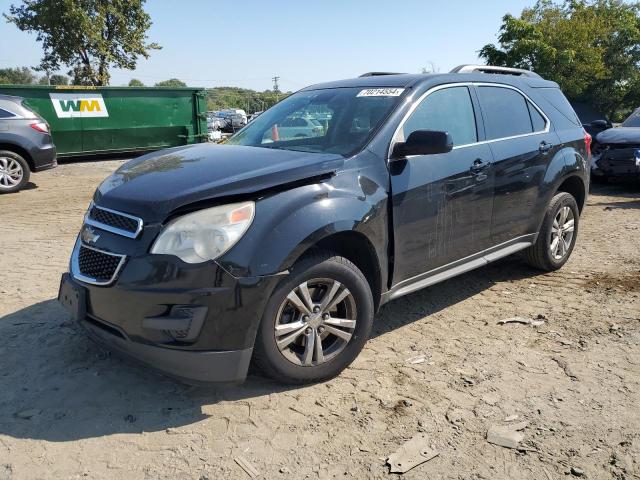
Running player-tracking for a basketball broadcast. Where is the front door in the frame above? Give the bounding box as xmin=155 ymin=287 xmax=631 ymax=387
xmin=389 ymin=85 xmax=495 ymax=285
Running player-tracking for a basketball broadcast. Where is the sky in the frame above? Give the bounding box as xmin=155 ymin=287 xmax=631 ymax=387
xmin=0 ymin=0 xmax=537 ymax=91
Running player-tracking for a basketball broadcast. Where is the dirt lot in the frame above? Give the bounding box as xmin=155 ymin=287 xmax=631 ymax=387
xmin=1 ymin=159 xmax=639 ymax=480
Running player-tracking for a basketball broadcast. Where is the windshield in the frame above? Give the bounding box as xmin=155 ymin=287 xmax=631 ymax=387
xmin=622 ymin=108 xmax=640 ymax=127
xmin=226 ymin=87 xmax=403 ymax=156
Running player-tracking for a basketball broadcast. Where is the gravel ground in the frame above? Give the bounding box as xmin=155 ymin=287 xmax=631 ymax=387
xmin=0 ymin=158 xmax=639 ymax=480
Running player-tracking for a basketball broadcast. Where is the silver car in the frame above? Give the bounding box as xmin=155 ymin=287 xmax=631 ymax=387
xmin=0 ymin=94 xmax=57 ymax=193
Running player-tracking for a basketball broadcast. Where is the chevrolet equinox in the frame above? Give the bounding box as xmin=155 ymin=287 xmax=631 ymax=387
xmin=59 ymin=66 xmax=590 ymax=384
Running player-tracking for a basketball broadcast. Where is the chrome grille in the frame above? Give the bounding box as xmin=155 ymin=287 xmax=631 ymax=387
xmin=71 ymin=242 xmax=126 ymax=286
xmin=85 ymin=203 xmax=143 ymax=238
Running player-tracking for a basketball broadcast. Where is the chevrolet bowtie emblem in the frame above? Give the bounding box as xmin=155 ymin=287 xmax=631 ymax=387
xmin=81 ymin=226 xmax=100 ymax=244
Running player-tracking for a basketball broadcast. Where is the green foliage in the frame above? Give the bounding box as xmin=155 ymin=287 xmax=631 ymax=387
xmin=480 ymin=0 xmax=640 ymax=121
xmin=50 ymin=74 xmax=69 ymax=85
xmin=0 ymin=67 xmax=36 ymax=84
xmin=5 ymin=0 xmax=161 ymax=86
xmin=154 ymin=78 xmax=187 ymax=88
xmin=206 ymin=87 xmax=289 ymax=113
xmin=128 ymin=78 xmax=145 ymax=87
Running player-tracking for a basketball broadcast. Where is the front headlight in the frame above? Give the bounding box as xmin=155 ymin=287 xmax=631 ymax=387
xmin=150 ymin=201 xmax=254 ymax=263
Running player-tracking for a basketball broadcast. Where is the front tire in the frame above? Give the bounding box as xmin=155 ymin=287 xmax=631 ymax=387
xmin=524 ymin=192 xmax=579 ymax=271
xmin=253 ymin=250 xmax=374 ymax=384
xmin=0 ymin=151 xmax=30 ymax=194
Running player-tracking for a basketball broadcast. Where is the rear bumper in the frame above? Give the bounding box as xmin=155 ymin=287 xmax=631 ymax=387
xmin=31 ymin=144 xmax=57 ymax=172
xmin=81 ymin=316 xmax=253 ymax=384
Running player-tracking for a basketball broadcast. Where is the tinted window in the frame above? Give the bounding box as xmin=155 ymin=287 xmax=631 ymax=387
xmin=402 ymin=86 xmax=477 ymax=146
xmin=478 ymin=86 xmax=533 ymax=140
xmin=528 ymin=102 xmax=546 ymax=132
xmin=539 ymin=88 xmax=581 ymax=126
xmin=622 ymin=108 xmax=640 ymax=127
xmin=0 ymin=108 xmax=15 ymax=118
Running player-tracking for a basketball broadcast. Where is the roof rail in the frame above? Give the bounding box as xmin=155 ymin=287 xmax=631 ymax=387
xmin=450 ymin=64 xmax=541 ymax=79
xmin=359 ymin=72 xmax=404 ymax=77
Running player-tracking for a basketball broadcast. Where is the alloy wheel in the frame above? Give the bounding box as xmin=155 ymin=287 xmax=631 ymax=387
xmin=0 ymin=157 xmax=24 ymax=189
xmin=550 ymin=206 xmax=575 ymax=260
xmin=274 ymin=278 xmax=357 ymax=367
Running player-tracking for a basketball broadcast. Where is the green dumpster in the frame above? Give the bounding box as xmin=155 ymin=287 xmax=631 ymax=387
xmin=0 ymin=85 xmax=208 ymax=157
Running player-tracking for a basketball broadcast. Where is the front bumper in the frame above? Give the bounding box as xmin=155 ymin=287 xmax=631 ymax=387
xmin=592 ymin=148 xmax=640 ymax=178
xmin=60 ymin=240 xmax=283 ymax=384
xmin=81 ymin=311 xmax=253 ymax=384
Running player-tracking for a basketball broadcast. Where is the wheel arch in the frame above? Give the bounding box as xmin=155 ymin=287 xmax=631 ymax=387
xmin=297 ymin=230 xmax=383 ymax=312
xmin=555 ymin=174 xmax=586 ymax=213
xmin=0 ymin=142 xmax=35 ymax=171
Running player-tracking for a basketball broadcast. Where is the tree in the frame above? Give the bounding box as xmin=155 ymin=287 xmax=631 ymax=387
xmin=38 ymin=73 xmax=70 ymax=85
xmin=49 ymin=74 xmax=70 ymax=85
xmin=155 ymin=78 xmax=187 ymax=88
xmin=479 ymin=0 xmax=640 ymax=121
xmin=0 ymin=67 xmax=36 ymax=84
xmin=5 ymin=0 xmax=161 ymax=86
xmin=128 ymin=78 xmax=145 ymax=87
xmin=206 ymin=87 xmax=291 ymax=113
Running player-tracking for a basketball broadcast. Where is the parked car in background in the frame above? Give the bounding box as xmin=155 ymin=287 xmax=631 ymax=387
xmin=591 ymin=107 xmax=640 ymax=183
xmin=0 ymin=94 xmax=56 ymax=193
xmin=247 ymin=111 xmax=263 ymax=123
xmin=59 ymin=66 xmax=589 ymax=385
xmin=571 ymin=101 xmax=612 ymax=138
xmin=212 ymin=109 xmax=247 ymax=131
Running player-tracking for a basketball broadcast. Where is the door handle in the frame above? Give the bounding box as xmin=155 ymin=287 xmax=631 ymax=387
xmin=539 ymin=141 xmax=553 ymax=153
xmin=470 ymin=158 xmax=490 ymax=173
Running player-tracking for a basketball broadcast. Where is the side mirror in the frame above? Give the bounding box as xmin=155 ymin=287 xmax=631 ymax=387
xmin=590 ymin=119 xmax=610 ymax=129
xmin=392 ymin=130 xmax=453 ymax=158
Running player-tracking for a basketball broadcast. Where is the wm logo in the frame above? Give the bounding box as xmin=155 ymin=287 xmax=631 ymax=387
xmin=50 ymin=93 xmax=109 ymax=118
xmin=60 ymin=99 xmax=102 ymax=113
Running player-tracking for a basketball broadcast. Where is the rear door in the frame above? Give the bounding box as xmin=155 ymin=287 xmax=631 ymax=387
xmin=475 ymin=84 xmax=559 ymax=245
xmin=389 ymin=85 xmax=495 ymax=284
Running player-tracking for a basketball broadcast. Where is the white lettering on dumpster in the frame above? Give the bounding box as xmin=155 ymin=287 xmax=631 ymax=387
xmin=49 ymin=93 xmax=109 ymax=118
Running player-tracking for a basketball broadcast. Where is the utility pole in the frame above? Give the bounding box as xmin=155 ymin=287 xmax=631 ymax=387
xmin=272 ymin=76 xmax=280 ymax=102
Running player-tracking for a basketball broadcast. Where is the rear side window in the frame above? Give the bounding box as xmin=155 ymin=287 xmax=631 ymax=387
xmin=0 ymin=108 xmax=15 ymax=118
xmin=402 ymin=86 xmax=477 ymax=146
xmin=539 ymin=88 xmax=581 ymax=126
xmin=478 ymin=86 xmax=535 ymax=140
xmin=528 ymin=103 xmax=547 ymax=132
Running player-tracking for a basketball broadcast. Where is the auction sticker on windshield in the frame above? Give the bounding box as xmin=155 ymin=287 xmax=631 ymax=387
xmin=356 ymin=88 xmax=405 ymax=97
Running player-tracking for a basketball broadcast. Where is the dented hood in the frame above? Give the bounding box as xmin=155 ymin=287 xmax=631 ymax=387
xmin=596 ymin=127 xmax=640 ymax=145
xmin=94 ymin=144 xmax=344 ymax=222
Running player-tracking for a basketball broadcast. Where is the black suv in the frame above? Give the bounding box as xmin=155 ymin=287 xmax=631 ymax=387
xmin=59 ymin=66 xmax=590 ymax=384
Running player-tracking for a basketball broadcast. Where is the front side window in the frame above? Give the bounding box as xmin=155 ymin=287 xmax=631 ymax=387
xmin=478 ymin=86 xmax=536 ymax=140
xmin=401 ymin=86 xmax=477 ymax=147
xmin=227 ymin=87 xmax=402 ymax=156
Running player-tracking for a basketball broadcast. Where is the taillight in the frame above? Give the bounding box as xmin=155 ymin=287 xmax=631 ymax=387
xmin=584 ymin=129 xmax=592 ymax=157
xmin=30 ymin=121 xmax=49 ymax=134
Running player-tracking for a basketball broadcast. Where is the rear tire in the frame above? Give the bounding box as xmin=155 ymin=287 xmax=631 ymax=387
xmin=524 ymin=192 xmax=579 ymax=271
xmin=253 ymin=250 xmax=374 ymax=384
xmin=0 ymin=150 xmax=30 ymax=194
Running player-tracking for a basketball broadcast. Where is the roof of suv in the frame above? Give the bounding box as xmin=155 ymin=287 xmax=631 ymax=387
xmin=302 ymin=72 xmax=558 ymax=91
